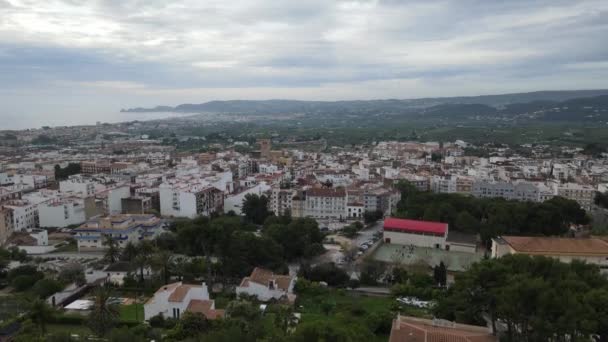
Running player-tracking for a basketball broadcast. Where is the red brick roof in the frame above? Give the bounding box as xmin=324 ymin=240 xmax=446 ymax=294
xmin=384 ymin=217 xmax=447 ymax=235
xmin=389 ymin=316 xmax=496 ymax=342
xmin=186 ymin=300 xmax=225 ymax=320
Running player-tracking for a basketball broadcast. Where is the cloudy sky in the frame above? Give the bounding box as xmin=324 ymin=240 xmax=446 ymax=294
xmin=1 ymin=0 xmax=608 ymax=127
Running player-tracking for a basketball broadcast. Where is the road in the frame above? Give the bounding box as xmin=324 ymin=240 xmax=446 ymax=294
xmin=353 ymin=220 xmax=384 ymax=247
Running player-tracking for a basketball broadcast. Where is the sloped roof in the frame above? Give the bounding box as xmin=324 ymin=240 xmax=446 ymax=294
xmin=389 ymin=316 xmax=496 ymax=342
xmin=242 ymin=267 xmax=294 ymax=291
xmin=186 ymin=299 xmax=225 ymax=320
xmin=502 ymin=236 xmax=608 ymax=256
xmin=168 ymin=284 xmax=202 ymax=302
xmin=384 ymin=217 xmax=447 ymax=235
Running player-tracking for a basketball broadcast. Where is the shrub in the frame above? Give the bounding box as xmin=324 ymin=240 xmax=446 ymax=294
xmin=32 ymin=278 xmax=64 ymax=298
xmin=11 ymin=275 xmax=39 ymax=291
xmin=299 ymin=263 xmax=350 ymax=287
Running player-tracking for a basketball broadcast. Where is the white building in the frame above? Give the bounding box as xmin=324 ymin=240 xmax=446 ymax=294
xmin=73 ymin=214 xmax=163 ymax=251
xmin=107 ymin=186 xmax=131 ymax=215
xmin=472 ymin=180 xmax=541 ymax=202
xmin=9 ymin=174 xmax=52 ymax=190
xmin=144 ymin=282 xmax=224 ymax=320
xmin=38 ymin=197 xmax=87 ymax=228
xmin=236 ymin=267 xmax=296 ymax=302
xmin=557 ymin=183 xmax=596 ymax=210
xmin=60 ymin=177 xmax=96 ymax=197
xmin=383 ymin=218 xmax=448 ymax=249
xmin=3 ymin=200 xmax=38 ymax=231
xmin=159 ymin=183 xmax=224 ymax=218
xmin=302 ymin=188 xmax=347 ymax=219
xmin=270 ymin=188 xmax=296 ymax=216
xmin=492 ymin=236 xmax=608 ymax=270
xmin=224 ymin=182 xmax=271 ymax=215
xmin=430 ymin=176 xmax=457 ymax=194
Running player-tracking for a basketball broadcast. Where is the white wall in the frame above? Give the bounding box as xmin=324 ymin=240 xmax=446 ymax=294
xmin=107 ymin=186 xmax=130 ymax=215
xmin=383 ymin=231 xmax=447 ymax=249
xmin=38 ymin=201 xmax=86 ymax=228
xmin=224 ymin=183 xmax=270 ymax=215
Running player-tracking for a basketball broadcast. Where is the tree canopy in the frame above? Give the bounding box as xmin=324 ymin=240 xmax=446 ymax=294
xmin=394 ymin=181 xmax=589 ymax=245
xmin=434 ymin=255 xmax=608 ymax=341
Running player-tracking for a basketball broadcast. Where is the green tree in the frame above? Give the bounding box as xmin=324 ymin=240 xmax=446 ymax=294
xmin=121 ymin=242 xmax=138 ymax=262
xmin=433 ymin=261 xmax=447 ymax=287
xmin=88 ymin=285 xmax=120 ymax=337
xmin=31 ymin=278 xmax=63 ymax=299
xmin=28 ymin=299 xmax=55 ymax=335
xmin=103 ymin=235 xmax=120 ymax=264
xmin=169 ymin=312 xmax=210 ymax=340
xmin=151 ymin=250 xmax=173 ymax=284
xmin=320 ymin=299 xmax=336 ymax=316
xmin=242 ymin=193 xmax=272 ymax=224
xmin=58 ymin=264 xmax=86 ymax=286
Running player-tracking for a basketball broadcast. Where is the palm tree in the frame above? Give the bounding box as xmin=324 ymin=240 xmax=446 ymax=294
xmin=173 ymin=256 xmax=187 ymax=281
xmin=274 ymin=305 xmax=297 ymax=334
xmin=88 ymin=285 xmax=119 ymax=337
xmin=121 ymin=241 xmax=138 ymax=262
xmin=28 ymin=299 xmax=55 ymax=334
xmin=133 ymin=254 xmax=149 ymax=284
xmin=151 ymin=250 xmax=173 ymax=284
xmin=102 ymin=235 xmax=119 ymax=264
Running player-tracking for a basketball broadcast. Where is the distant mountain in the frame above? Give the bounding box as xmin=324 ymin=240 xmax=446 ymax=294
xmin=121 ymin=89 xmax=608 ymax=114
xmin=418 ymin=95 xmax=608 ymax=122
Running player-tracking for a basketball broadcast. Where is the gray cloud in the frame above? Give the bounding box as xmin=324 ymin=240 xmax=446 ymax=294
xmin=0 ymin=0 xmax=607 ymax=123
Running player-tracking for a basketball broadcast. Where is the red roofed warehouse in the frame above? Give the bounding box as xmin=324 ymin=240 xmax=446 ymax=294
xmin=383 ymin=217 xmax=448 ymax=249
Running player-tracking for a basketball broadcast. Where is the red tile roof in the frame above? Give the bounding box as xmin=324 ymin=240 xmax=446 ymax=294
xmin=384 ymin=217 xmax=447 ymax=235
xmin=186 ymin=299 xmax=225 ymax=320
xmin=389 ymin=316 xmax=496 ymax=342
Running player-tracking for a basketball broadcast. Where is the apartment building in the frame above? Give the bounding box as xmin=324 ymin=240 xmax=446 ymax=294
xmin=60 ymin=177 xmax=96 ymax=197
xmin=0 ymin=187 xmax=22 ymax=202
xmin=38 ymin=197 xmax=87 ymax=228
xmin=302 ymin=187 xmax=347 ymax=219
xmin=159 ymin=183 xmax=224 ymax=218
xmin=0 ymin=208 xmax=13 ymax=245
xmin=3 ymin=200 xmax=38 ymax=231
xmin=73 ymin=214 xmax=163 ymax=251
xmin=363 ymin=188 xmax=400 ymax=216
xmin=472 ymin=180 xmax=541 ymax=202
xmin=270 ymin=188 xmax=296 ymax=216
xmin=557 ymin=183 xmax=596 ymax=210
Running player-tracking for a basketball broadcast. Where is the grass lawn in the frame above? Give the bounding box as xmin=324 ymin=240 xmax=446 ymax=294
xmin=120 ymin=304 xmax=145 ymax=322
xmin=295 ymin=288 xmax=431 ymax=342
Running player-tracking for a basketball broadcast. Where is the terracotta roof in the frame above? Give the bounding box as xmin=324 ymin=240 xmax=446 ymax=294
xmin=501 ymin=236 xmax=608 ymax=256
xmin=384 ymin=217 xmax=448 ymax=235
xmin=146 ymin=282 xmax=181 ymax=304
xmin=168 ymin=284 xmax=202 ymax=302
xmin=389 ymin=316 xmax=496 ymax=342
xmin=186 ymin=299 xmax=225 ymax=320
xmin=243 ymin=267 xmax=294 ymax=291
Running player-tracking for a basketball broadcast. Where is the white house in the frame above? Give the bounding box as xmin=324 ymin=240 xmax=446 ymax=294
xmin=236 ymin=267 xmax=296 ymax=302
xmin=144 ymin=282 xmax=224 ymax=320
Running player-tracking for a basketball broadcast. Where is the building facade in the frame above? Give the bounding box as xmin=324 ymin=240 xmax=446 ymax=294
xmin=73 ymin=214 xmax=163 ymax=251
